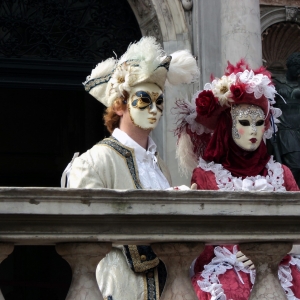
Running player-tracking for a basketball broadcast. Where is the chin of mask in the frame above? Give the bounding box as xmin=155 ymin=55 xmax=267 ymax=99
xmin=231 ymin=104 xmax=265 ymax=151
xmin=128 ymin=83 xmax=163 ymax=130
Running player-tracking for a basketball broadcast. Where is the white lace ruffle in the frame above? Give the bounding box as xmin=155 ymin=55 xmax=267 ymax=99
xmin=138 ymin=157 xmax=170 ymax=190
xmin=198 ymin=156 xmax=286 ymax=192
xmin=278 ymin=254 xmax=300 ymax=300
xmin=198 ymin=249 xmax=300 ymax=300
xmin=197 ymin=246 xmax=255 ymax=300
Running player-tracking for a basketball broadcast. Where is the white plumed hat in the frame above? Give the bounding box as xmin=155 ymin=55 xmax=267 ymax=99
xmin=83 ymin=36 xmax=199 ymax=107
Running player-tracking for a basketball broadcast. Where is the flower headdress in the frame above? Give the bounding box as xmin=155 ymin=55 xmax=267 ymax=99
xmin=83 ymin=36 xmax=199 ymax=107
xmin=174 ymin=59 xmax=282 ymax=176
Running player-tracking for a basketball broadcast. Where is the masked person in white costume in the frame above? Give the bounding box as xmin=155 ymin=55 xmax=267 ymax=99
xmin=67 ymin=36 xmax=199 ymax=300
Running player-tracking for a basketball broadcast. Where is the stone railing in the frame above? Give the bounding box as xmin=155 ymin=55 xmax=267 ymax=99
xmin=0 ymin=187 xmax=300 ymax=300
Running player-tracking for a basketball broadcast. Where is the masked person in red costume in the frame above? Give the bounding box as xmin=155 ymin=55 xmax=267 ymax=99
xmin=174 ymin=60 xmax=300 ymax=300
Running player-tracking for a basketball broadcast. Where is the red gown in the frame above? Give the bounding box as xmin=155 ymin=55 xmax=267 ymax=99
xmin=191 ymin=163 xmax=300 ymax=300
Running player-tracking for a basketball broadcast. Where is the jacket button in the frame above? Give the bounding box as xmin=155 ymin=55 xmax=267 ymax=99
xmin=125 ymin=152 xmax=130 ymax=158
xmin=140 ymin=254 xmax=147 ymax=261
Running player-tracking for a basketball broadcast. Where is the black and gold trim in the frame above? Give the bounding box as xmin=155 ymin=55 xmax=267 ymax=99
xmin=98 ymin=137 xmax=143 ymax=189
xmin=123 ymin=245 xmax=159 ymax=273
xmin=143 ymin=267 xmax=160 ymax=300
xmin=83 ymin=73 xmax=113 ymax=92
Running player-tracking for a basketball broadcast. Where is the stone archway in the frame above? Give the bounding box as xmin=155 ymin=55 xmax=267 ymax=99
xmin=260 ymin=6 xmax=286 ymax=33
xmin=262 ymin=22 xmax=300 ymax=71
xmin=127 ymin=0 xmax=192 ymax=51
xmin=261 ymin=5 xmax=300 ymax=73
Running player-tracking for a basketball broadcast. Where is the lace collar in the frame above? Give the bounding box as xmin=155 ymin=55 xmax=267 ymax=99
xmin=198 ymin=156 xmax=286 ymax=192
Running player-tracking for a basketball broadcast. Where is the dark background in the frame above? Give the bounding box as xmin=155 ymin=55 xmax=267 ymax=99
xmin=0 ymin=0 xmax=142 ymax=298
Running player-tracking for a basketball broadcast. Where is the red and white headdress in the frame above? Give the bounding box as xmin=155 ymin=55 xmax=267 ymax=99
xmin=174 ymin=59 xmax=282 ymax=176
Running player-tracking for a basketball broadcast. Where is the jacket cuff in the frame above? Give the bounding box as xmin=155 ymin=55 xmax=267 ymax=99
xmin=122 ymin=245 xmax=159 ymax=273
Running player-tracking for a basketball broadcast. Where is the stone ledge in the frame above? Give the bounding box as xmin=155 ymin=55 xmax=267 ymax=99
xmin=0 ymin=187 xmax=299 ymax=245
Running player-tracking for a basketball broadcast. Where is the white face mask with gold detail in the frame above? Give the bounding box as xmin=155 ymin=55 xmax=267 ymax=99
xmin=128 ymin=83 xmax=163 ymax=130
xmin=231 ymin=104 xmax=265 ymax=151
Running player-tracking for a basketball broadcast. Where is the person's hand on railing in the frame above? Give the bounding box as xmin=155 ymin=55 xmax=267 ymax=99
xmin=167 ymin=183 xmax=198 ymax=191
xmin=236 ymin=251 xmax=255 ymax=269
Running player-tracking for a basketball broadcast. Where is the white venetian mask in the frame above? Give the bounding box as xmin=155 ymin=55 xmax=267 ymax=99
xmin=128 ymin=83 xmax=163 ymax=130
xmin=231 ymin=104 xmax=265 ymax=151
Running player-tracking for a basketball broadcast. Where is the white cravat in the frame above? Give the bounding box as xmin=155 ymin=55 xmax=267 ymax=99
xmin=112 ymin=128 xmax=170 ymax=189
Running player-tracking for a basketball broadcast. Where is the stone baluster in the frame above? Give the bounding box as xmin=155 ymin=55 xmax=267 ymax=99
xmin=56 ymin=243 xmax=111 ymax=300
xmin=152 ymin=242 xmax=204 ymax=300
xmin=240 ymin=242 xmax=292 ymax=300
xmin=0 ymin=243 xmax=14 ymax=300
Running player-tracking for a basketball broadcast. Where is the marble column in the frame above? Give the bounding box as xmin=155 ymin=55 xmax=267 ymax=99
xmin=56 ymin=243 xmax=111 ymax=300
xmin=220 ymin=0 xmax=262 ymax=69
xmin=240 ymin=242 xmax=292 ymax=300
xmin=0 ymin=243 xmax=14 ymax=300
xmin=152 ymin=242 xmax=204 ymax=300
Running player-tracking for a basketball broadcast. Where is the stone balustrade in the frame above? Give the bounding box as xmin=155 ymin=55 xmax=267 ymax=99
xmin=0 ymin=187 xmax=300 ymax=299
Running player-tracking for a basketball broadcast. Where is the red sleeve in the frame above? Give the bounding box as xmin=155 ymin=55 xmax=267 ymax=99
xmin=282 ymin=164 xmax=300 ymax=191
xmin=191 ymin=167 xmax=219 ymax=190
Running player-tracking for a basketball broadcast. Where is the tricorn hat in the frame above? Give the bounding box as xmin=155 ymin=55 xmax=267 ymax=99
xmin=83 ymin=36 xmax=199 ymax=107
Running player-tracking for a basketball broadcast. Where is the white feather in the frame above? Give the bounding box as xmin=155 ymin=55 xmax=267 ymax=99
xmin=89 ymin=57 xmax=117 ymax=80
xmin=176 ymin=131 xmax=198 ymax=178
xmin=118 ymin=36 xmax=165 ymax=77
xmin=167 ymin=50 xmax=199 ymax=85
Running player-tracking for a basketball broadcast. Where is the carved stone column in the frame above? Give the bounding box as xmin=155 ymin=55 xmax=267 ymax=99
xmin=0 ymin=243 xmax=14 ymax=300
xmin=56 ymin=243 xmax=111 ymax=300
xmin=240 ymin=242 xmax=292 ymax=300
xmin=220 ymin=0 xmax=262 ymax=69
xmin=152 ymin=242 xmax=204 ymax=300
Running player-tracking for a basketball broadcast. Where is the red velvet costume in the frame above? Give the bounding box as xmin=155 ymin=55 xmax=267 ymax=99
xmin=190 ymin=110 xmax=300 ymax=300
xmin=191 ymin=245 xmax=300 ymax=300
xmin=174 ymin=60 xmax=300 ymax=300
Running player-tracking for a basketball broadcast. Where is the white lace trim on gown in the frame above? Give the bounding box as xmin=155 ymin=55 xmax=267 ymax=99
xmin=278 ymin=254 xmax=300 ymax=300
xmin=197 ymin=246 xmax=256 ymax=300
xmin=195 ymin=157 xmax=300 ymax=299
xmin=198 ymin=156 xmax=286 ymax=192
xmin=197 ymin=249 xmax=300 ymax=300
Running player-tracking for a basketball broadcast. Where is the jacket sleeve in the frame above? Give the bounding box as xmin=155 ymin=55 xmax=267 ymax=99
xmin=157 ymin=155 xmax=172 ymax=186
xmin=69 ymin=156 xmax=106 ymax=188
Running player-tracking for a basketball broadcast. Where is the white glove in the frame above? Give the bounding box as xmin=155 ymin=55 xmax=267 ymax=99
xmin=167 ymin=183 xmax=197 ymax=191
xmin=236 ymin=251 xmax=255 ymax=269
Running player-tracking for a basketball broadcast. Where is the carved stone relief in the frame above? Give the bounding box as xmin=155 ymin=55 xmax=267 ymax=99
xmin=127 ymin=0 xmax=163 ymax=43
xmin=182 ymin=0 xmax=193 ymax=11
xmin=286 ymin=6 xmax=300 ymax=21
xmin=131 ymin=0 xmax=152 ymax=18
xmin=260 ymin=0 xmax=300 ymax=6
xmin=260 ymin=6 xmax=286 ymax=32
xmin=144 ymin=21 xmax=163 ymax=43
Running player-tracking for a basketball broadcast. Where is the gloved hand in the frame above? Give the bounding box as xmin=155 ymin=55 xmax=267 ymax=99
xmin=236 ymin=251 xmax=255 ymax=269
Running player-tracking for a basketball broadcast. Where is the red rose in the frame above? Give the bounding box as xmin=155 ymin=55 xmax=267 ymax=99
xmin=230 ymin=83 xmax=245 ymax=101
xmin=195 ymin=90 xmax=218 ymax=117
